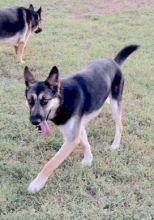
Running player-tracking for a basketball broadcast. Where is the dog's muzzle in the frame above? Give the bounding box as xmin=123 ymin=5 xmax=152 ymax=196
xmin=30 ymin=115 xmax=51 ymax=136
xmin=35 ymin=27 xmax=42 ymax=34
xmin=30 ymin=115 xmax=43 ymax=126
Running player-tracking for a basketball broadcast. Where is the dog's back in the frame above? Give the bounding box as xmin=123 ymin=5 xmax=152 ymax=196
xmin=54 ymin=46 xmax=138 ymax=125
xmin=0 ymin=7 xmax=26 ymax=39
xmin=59 ymin=59 xmax=119 ymax=117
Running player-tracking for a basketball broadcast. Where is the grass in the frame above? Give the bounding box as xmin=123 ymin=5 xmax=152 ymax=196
xmin=0 ymin=1 xmax=154 ymax=219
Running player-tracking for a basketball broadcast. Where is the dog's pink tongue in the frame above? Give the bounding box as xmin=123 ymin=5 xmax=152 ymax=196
xmin=40 ymin=120 xmax=51 ymax=136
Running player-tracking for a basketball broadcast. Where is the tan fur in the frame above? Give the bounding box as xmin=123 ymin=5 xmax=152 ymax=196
xmin=28 ymin=116 xmax=81 ymax=193
xmin=16 ymin=42 xmax=26 ymax=63
xmin=46 ymin=98 xmax=60 ymax=119
xmin=28 ymin=139 xmax=80 ymax=193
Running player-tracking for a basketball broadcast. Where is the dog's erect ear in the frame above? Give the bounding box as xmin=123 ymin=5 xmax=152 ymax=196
xmin=45 ymin=66 xmax=59 ymax=86
xmin=24 ymin=66 xmax=36 ymax=87
xmin=29 ymin=4 xmax=34 ymax=11
xmin=37 ymin=7 xmax=42 ymax=17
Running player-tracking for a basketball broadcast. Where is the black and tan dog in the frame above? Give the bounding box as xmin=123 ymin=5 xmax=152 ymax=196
xmin=0 ymin=4 xmax=42 ymax=63
xmin=24 ymin=45 xmax=139 ymax=193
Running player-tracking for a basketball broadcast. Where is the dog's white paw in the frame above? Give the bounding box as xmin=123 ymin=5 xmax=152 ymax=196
xmin=81 ymin=155 xmax=93 ymax=166
xmin=20 ymin=60 xmax=25 ymax=64
xmin=105 ymin=97 xmax=110 ymax=104
xmin=110 ymin=143 xmax=120 ymax=150
xmin=27 ymin=174 xmax=47 ymax=193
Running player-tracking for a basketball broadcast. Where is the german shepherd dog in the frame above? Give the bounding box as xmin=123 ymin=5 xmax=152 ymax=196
xmin=0 ymin=4 xmax=42 ymax=63
xmin=24 ymin=45 xmax=139 ymax=193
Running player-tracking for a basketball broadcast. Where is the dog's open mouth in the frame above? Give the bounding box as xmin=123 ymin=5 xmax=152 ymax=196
xmin=37 ymin=120 xmax=51 ymax=136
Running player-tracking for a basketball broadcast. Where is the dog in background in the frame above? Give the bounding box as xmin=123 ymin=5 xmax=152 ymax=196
xmin=0 ymin=4 xmax=42 ymax=63
xmin=24 ymin=45 xmax=139 ymax=193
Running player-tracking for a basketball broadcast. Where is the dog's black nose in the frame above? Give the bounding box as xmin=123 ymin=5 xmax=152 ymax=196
xmin=30 ymin=115 xmax=42 ymax=125
xmin=35 ymin=27 xmax=42 ymax=34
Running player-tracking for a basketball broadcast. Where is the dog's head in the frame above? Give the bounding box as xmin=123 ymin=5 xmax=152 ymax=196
xmin=29 ymin=4 xmax=42 ymax=34
xmin=24 ymin=66 xmax=60 ymax=135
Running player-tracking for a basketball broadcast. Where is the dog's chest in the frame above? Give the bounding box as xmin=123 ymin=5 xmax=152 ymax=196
xmin=0 ymin=33 xmax=21 ymax=45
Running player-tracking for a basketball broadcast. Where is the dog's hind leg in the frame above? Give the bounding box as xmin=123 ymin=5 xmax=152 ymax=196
xmin=27 ymin=117 xmax=81 ymax=193
xmin=80 ymin=126 xmax=93 ymax=166
xmin=110 ymin=98 xmax=123 ymax=149
xmin=16 ymin=42 xmax=25 ymax=63
xmin=110 ymin=70 xmax=124 ymax=149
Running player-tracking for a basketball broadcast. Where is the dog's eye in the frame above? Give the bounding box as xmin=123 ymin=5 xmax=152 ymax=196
xmin=40 ymin=99 xmax=48 ymax=106
xmin=28 ymin=98 xmax=35 ymax=107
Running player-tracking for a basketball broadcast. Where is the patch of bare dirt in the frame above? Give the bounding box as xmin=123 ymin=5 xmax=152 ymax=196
xmin=70 ymin=0 xmax=154 ymax=18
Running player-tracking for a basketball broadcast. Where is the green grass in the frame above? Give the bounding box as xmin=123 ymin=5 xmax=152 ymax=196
xmin=0 ymin=1 xmax=154 ymax=219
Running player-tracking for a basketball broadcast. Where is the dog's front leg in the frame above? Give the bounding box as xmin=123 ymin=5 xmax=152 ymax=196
xmin=28 ymin=138 xmax=80 ymax=193
xmin=16 ymin=42 xmax=25 ymax=63
xmin=14 ymin=45 xmax=18 ymax=55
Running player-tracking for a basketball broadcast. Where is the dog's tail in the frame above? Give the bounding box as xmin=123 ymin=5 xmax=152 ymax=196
xmin=114 ymin=44 xmax=139 ymax=66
